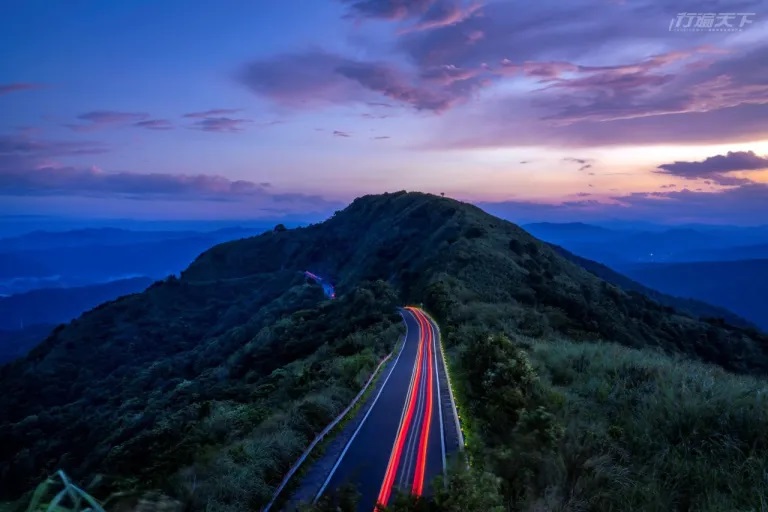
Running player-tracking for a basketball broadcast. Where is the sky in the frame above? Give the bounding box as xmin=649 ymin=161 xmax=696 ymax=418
xmin=1 ymin=0 xmax=767 ymax=226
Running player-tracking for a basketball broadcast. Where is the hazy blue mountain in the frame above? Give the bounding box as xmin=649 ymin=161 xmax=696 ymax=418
xmin=525 ymin=222 xmax=768 ymax=265
xmin=0 ymin=228 xmax=203 ymax=251
xmin=522 ymin=222 xmax=619 ymax=241
xmin=0 ymin=324 xmax=56 ymax=365
xmin=0 ymin=226 xmax=268 ymax=251
xmin=0 ymin=277 xmax=154 ymax=330
xmin=0 ymin=253 xmax=51 ymax=280
xmin=675 ymin=243 xmax=768 ymax=262
xmin=623 ymin=260 xmax=768 ymax=331
xmin=550 ymin=245 xmax=755 ymax=330
xmin=0 ymin=227 xmax=269 ymax=294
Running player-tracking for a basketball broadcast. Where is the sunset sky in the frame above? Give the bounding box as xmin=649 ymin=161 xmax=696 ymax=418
xmin=2 ymin=0 xmax=767 ymax=225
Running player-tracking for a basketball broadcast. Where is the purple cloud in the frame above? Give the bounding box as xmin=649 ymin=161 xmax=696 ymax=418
xmin=133 ymin=119 xmax=174 ymax=131
xmin=0 ymin=163 xmax=340 ymax=209
xmin=189 ymin=117 xmax=252 ymax=133
xmin=335 ymin=60 xmax=470 ymax=112
xmin=401 ymin=1 xmax=484 ymax=33
xmin=238 ymin=51 xmax=488 ymax=113
xmin=656 ymin=151 xmax=768 ymax=185
xmin=367 ymin=0 xmax=768 ymax=147
xmin=563 ymin=157 xmax=593 ymax=172
xmin=0 ymin=83 xmax=45 ymax=95
xmin=333 ymin=130 xmax=351 ymax=137
xmin=340 ymin=0 xmax=436 ymax=20
xmin=481 ymin=182 xmax=768 ymax=225
xmin=67 ymin=111 xmax=150 ymax=132
xmin=615 ymin=183 xmax=768 ymax=223
xmin=237 ymin=0 xmax=766 ymax=148
xmin=0 ymin=134 xmax=108 ymax=158
xmin=183 ymin=108 xmax=243 ymax=118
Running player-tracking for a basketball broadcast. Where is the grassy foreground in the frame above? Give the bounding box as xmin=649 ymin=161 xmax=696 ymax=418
xmin=309 ymin=335 xmax=768 ymax=512
xmin=526 ymin=337 xmax=768 ymax=511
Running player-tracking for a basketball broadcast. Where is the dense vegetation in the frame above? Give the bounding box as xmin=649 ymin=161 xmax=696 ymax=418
xmin=0 ymin=274 xmax=401 ymax=509
xmin=2 ymin=191 xmax=767 ymax=510
xmin=311 ymin=336 xmax=768 ymax=511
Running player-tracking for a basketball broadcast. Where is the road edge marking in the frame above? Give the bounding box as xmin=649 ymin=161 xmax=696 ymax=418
xmin=312 ymin=309 xmax=411 ymax=503
xmin=423 ymin=310 xmax=464 ymax=451
xmin=429 ymin=313 xmax=447 ymax=481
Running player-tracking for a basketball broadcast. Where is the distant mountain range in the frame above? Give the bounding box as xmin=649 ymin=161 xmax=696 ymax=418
xmin=0 ymin=277 xmax=154 ymax=330
xmin=525 ymin=221 xmax=768 ymax=330
xmin=0 ymin=227 xmax=268 ymax=294
xmin=623 ymin=260 xmax=768 ymax=331
xmin=550 ymin=245 xmax=755 ymax=329
xmin=524 ymin=222 xmax=768 ymax=265
xmin=675 ymin=243 xmax=768 ymax=262
xmin=0 ymin=324 xmax=56 ymax=366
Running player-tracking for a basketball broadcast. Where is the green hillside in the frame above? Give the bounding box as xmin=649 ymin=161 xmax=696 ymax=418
xmin=2 ymin=192 xmax=767 ymax=511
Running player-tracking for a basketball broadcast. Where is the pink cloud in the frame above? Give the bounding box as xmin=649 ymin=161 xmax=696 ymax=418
xmin=400 ymin=1 xmax=484 ymax=33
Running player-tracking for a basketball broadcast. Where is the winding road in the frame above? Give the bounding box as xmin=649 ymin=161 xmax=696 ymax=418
xmin=314 ymin=307 xmax=459 ymax=511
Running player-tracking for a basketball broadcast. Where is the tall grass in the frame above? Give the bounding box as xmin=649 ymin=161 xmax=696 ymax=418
xmin=527 ymin=338 xmax=768 ymax=512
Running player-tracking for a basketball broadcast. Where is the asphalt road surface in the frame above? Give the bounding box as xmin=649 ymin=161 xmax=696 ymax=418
xmin=316 ymin=307 xmax=448 ymax=511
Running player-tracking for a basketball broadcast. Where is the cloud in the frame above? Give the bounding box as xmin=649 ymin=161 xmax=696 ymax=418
xmin=268 ymin=0 xmax=761 ymax=148
xmin=656 ymin=150 xmax=768 ymax=185
xmin=238 ymin=50 xmax=489 ymax=113
xmin=335 ymin=60 xmax=472 ymax=111
xmin=133 ymin=119 xmax=174 ymax=131
xmin=373 ymin=135 xmax=391 ymax=140
xmin=375 ymin=0 xmax=768 ymax=147
xmin=189 ymin=117 xmax=252 ymax=133
xmin=480 ymin=182 xmax=768 ymax=225
xmin=0 ymin=132 xmax=339 ymax=213
xmin=340 ymin=0 xmax=484 ymax=34
xmin=400 ymin=1 xmax=484 ymax=33
xmin=0 ymin=83 xmax=45 ymax=95
xmin=340 ymin=0 xmax=436 ymax=20
xmin=563 ymin=157 xmax=594 ymax=171
xmin=333 ymin=130 xmax=351 ymax=137
xmin=0 ymin=166 xmax=257 ymax=199
xmin=0 ymin=133 xmax=108 ymax=187
xmin=183 ymin=108 xmax=243 ymax=118
xmin=433 ymin=88 xmax=768 ymax=149
xmin=67 ymin=111 xmax=150 ymax=132
xmin=0 ymin=134 xmax=108 ymax=159
xmin=614 ymin=183 xmax=768 ymax=223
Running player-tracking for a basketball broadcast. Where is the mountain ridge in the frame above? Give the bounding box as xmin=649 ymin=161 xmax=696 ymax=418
xmin=1 ymin=191 xmax=767 ymax=509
